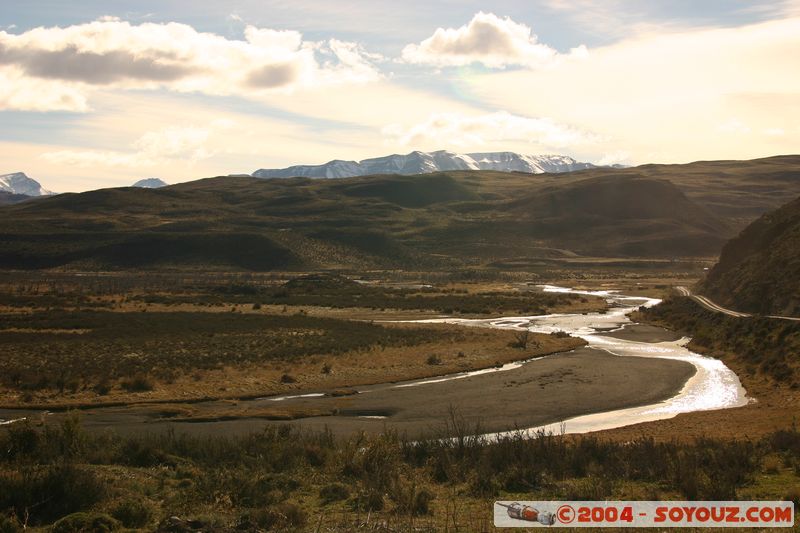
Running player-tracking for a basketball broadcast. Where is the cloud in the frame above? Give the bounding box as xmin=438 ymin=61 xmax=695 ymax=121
xmin=247 ymin=62 xmax=303 ymax=88
xmin=0 ymin=44 xmax=197 ymax=84
xmin=0 ymin=19 xmax=382 ymax=111
xmin=42 ymin=125 xmax=216 ymax=168
xmin=717 ymin=118 xmax=751 ymax=134
xmin=596 ymin=150 xmax=631 ymax=166
xmin=0 ymin=67 xmax=88 ymax=111
xmin=466 ymin=16 xmax=800 ymax=164
xmin=401 ymin=11 xmax=587 ymax=68
xmin=383 ymin=111 xmax=597 ymax=148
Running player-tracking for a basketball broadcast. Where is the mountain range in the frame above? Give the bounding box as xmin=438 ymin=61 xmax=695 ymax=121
xmin=253 ymin=150 xmax=596 ymax=179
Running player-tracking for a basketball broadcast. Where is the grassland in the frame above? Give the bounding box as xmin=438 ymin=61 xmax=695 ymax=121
xmin=1 ymin=415 xmax=798 ymax=532
xmin=1 ymin=267 xmax=798 ymax=530
xmin=0 ymin=273 xmax=593 ymax=408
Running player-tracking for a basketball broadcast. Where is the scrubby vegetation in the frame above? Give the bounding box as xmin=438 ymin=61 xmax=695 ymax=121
xmin=139 ymin=281 xmax=578 ymax=315
xmin=0 ymin=310 xmax=441 ymax=394
xmin=639 ymin=297 xmax=800 ymax=385
xmin=0 ymin=271 xmax=593 ymax=315
xmin=700 ymin=194 xmax=800 ymax=316
xmin=0 ymin=416 xmax=797 ymax=531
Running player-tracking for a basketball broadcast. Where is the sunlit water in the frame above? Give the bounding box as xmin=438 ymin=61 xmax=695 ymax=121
xmin=410 ymin=285 xmax=748 ymax=438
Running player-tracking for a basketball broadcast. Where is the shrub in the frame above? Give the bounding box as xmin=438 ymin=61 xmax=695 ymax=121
xmin=5 ymin=421 xmax=40 ymax=459
xmin=119 ymin=438 xmax=173 ymax=467
xmin=783 ymin=486 xmax=800 ymax=507
xmin=763 ymin=455 xmax=782 ymax=474
xmin=110 ymin=498 xmax=153 ymax=528
xmin=0 ymin=514 xmax=22 ymax=533
xmin=426 ymin=354 xmax=442 ymax=365
xmin=319 ymin=483 xmax=350 ymax=503
xmin=51 ymin=513 xmax=119 ymax=533
xmin=197 ymin=471 xmax=299 ymax=508
xmin=280 ymin=373 xmax=297 ymax=383
xmin=508 ymin=330 xmax=531 ymax=349
xmin=93 ymin=380 xmax=112 ymax=395
xmin=412 ymin=488 xmax=434 ymax=516
xmin=0 ymin=465 xmax=106 ymax=525
xmin=351 ymin=490 xmax=384 ymax=512
xmin=120 ymin=374 xmax=154 ymax=392
xmin=251 ymin=503 xmax=307 ymax=530
xmin=390 ymin=479 xmax=434 ymax=516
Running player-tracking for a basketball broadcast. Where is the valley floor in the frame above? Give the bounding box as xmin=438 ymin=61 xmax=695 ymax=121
xmin=1 ymin=271 xmax=798 ymax=531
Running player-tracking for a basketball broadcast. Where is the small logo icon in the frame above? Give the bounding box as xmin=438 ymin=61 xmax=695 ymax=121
xmin=496 ymin=502 xmax=556 ymax=525
xmin=557 ymin=504 xmax=576 ymax=524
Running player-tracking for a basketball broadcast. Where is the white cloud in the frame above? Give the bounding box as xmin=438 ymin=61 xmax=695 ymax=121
xmin=42 ymin=125 xmax=216 ymax=168
xmin=0 ymin=66 xmax=89 ymax=111
xmin=383 ymin=111 xmax=597 ymax=148
xmin=466 ymin=17 xmax=800 ymax=164
xmin=0 ymin=18 xmax=382 ymax=111
xmin=401 ymin=11 xmax=587 ymax=68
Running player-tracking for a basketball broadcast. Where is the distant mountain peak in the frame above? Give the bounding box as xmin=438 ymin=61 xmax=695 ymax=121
xmin=252 ymin=150 xmax=596 ymax=179
xmin=132 ymin=178 xmax=168 ymax=188
xmin=0 ymin=172 xmax=53 ymax=196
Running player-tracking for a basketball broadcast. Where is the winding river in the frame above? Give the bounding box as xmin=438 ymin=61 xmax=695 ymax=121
xmin=411 ymin=285 xmax=748 ymax=438
xmin=0 ymin=286 xmax=749 ymax=437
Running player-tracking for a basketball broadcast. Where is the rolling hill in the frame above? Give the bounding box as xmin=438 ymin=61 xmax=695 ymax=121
xmin=699 ymin=194 xmax=800 ymax=316
xmin=0 ymin=156 xmax=798 ymax=271
xmin=0 ymin=191 xmax=35 ymax=206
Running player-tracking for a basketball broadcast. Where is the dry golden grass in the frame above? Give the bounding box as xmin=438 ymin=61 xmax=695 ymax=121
xmin=0 ymin=320 xmax=584 ymax=409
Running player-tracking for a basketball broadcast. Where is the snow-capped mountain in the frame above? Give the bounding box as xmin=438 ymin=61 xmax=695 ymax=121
xmin=0 ymin=172 xmax=53 ymax=196
xmin=252 ymin=150 xmax=596 ymax=179
xmin=466 ymin=152 xmax=594 ymax=173
xmin=132 ymin=178 xmax=168 ymax=188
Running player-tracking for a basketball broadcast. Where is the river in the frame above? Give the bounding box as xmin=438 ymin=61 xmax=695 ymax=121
xmin=0 ymin=285 xmax=749 ymax=438
xmin=411 ymin=285 xmax=748 ymax=438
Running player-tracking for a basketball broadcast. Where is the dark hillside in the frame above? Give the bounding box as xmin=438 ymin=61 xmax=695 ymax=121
xmin=1 ymin=156 xmax=799 ymax=271
xmin=699 ymin=195 xmax=800 ymax=316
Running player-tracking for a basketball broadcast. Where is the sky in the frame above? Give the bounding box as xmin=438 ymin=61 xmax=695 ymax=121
xmin=1 ymin=0 xmax=799 ymax=192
